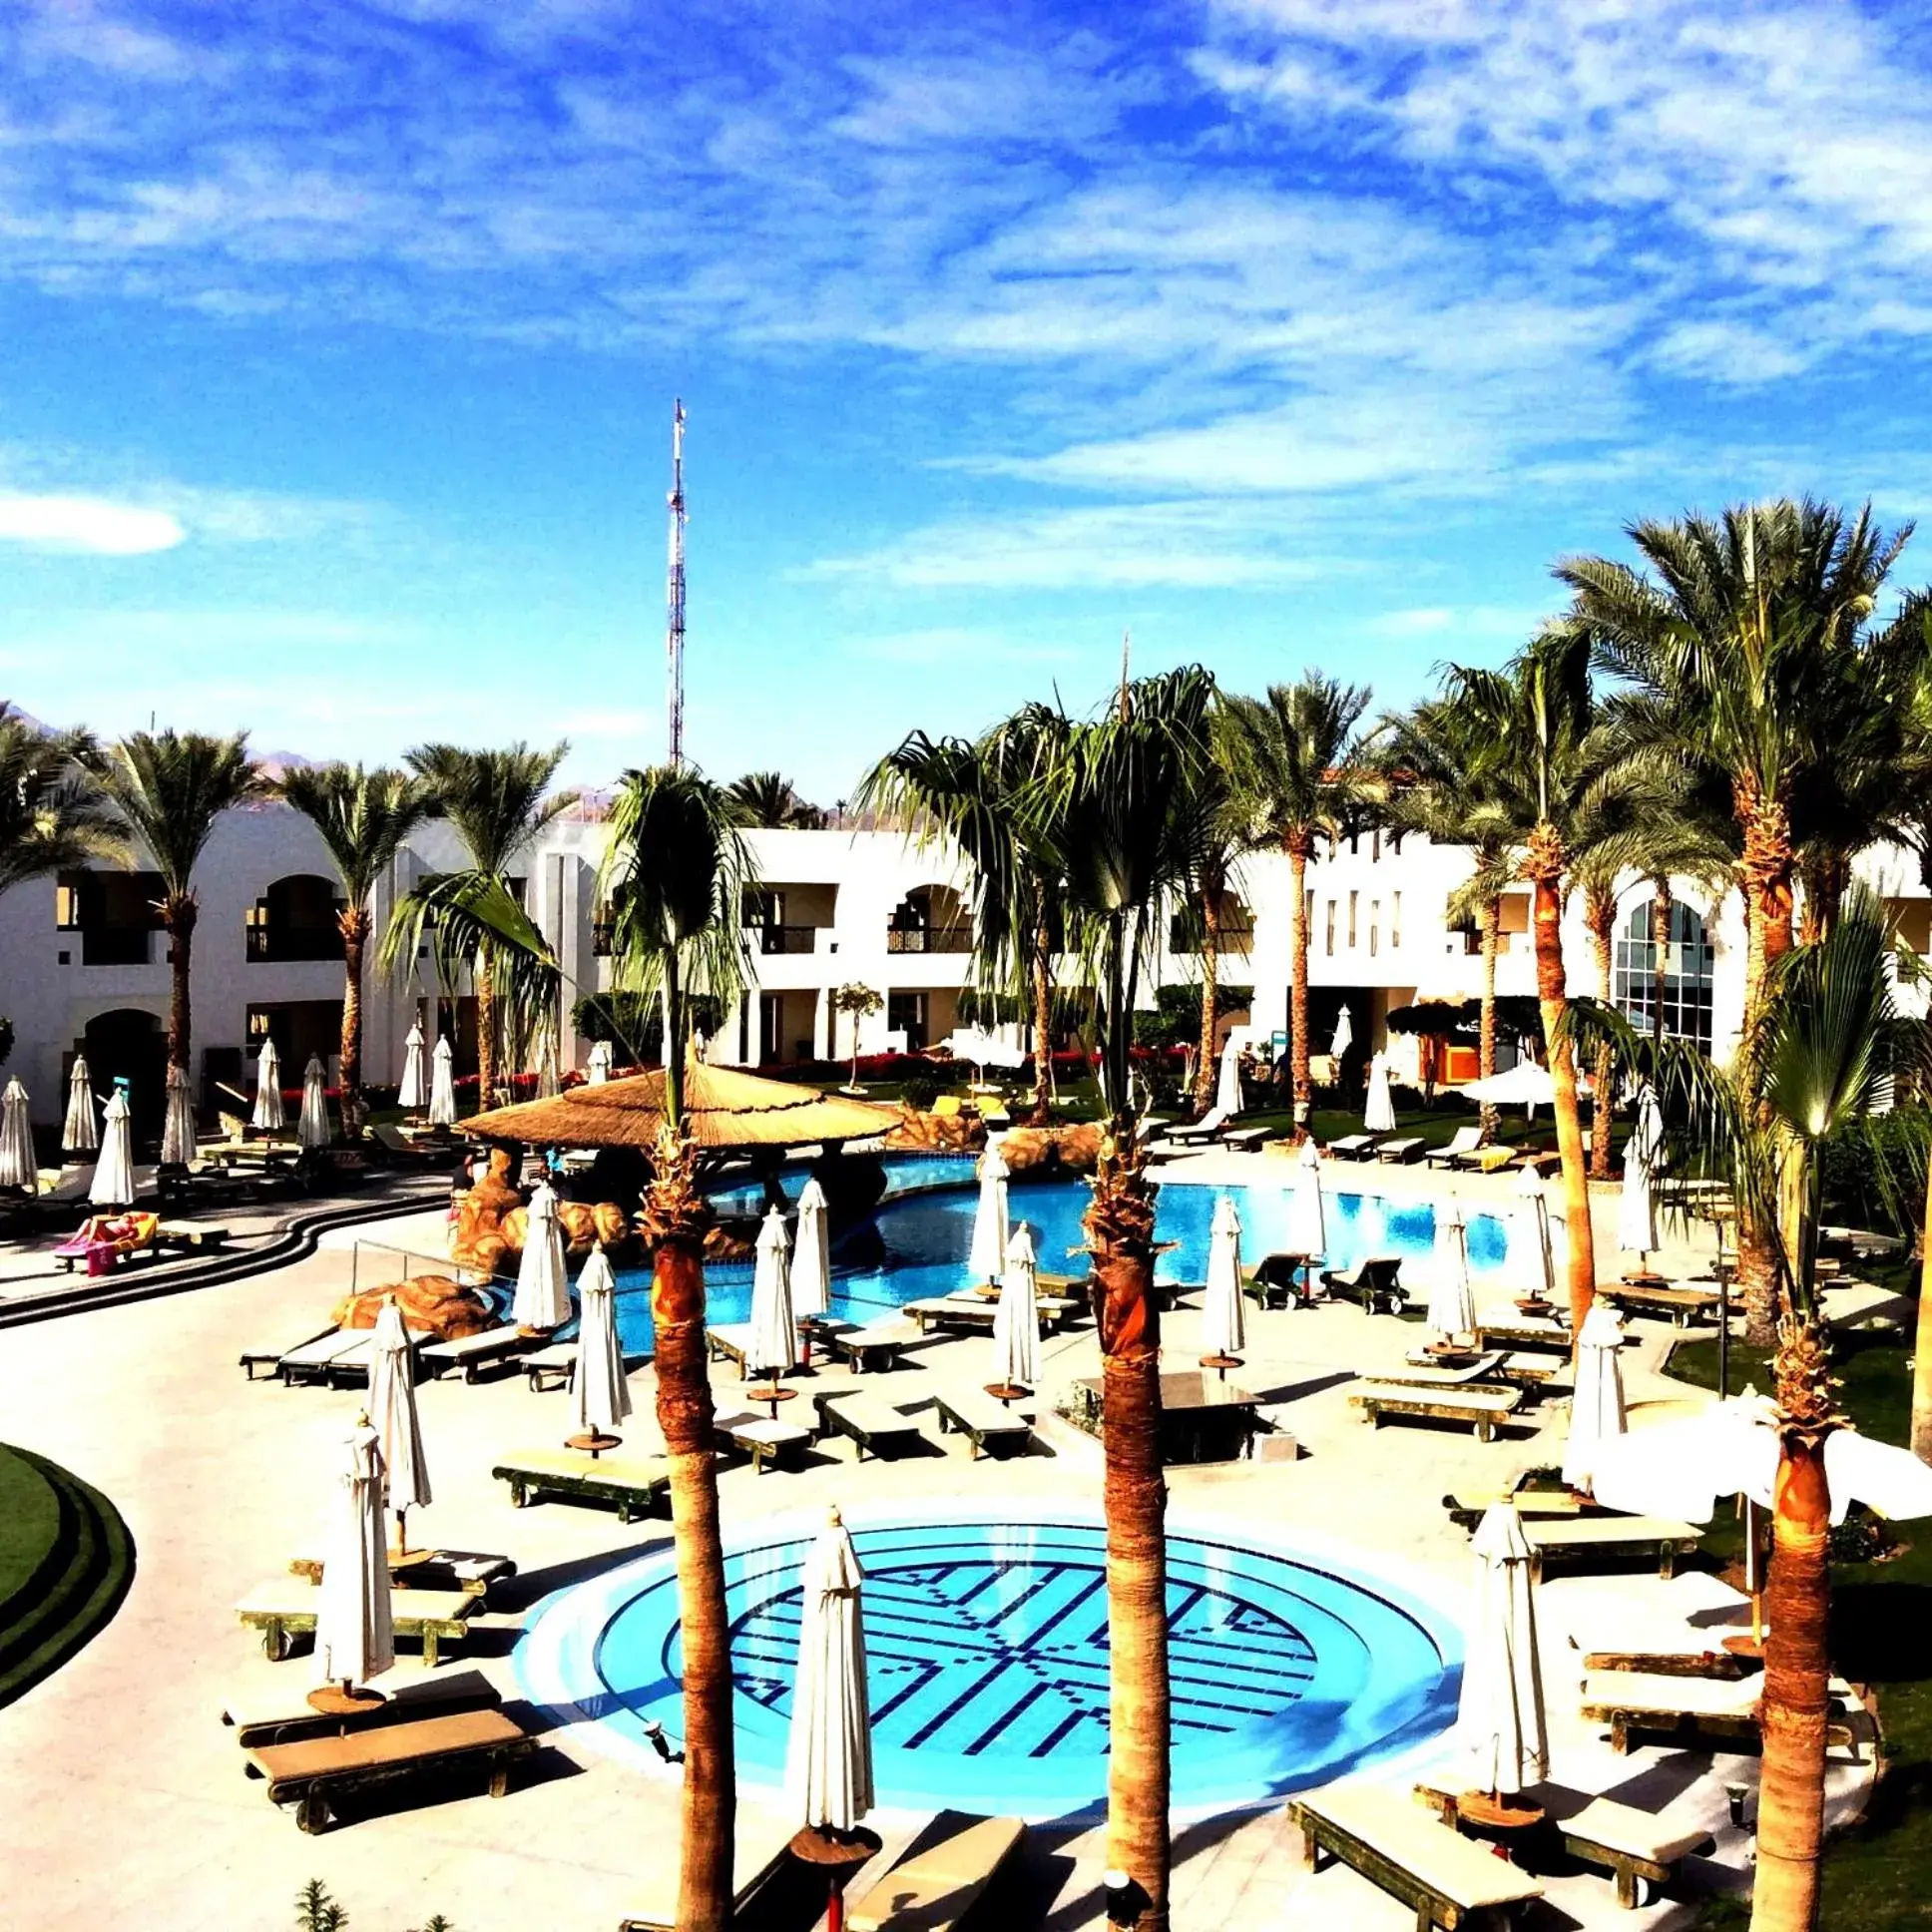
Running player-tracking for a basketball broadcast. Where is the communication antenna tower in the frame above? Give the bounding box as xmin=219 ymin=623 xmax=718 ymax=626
xmin=666 ymin=399 xmax=688 ymax=767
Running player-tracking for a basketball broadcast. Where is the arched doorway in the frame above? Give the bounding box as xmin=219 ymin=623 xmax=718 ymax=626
xmin=1614 ymin=899 xmax=1715 ymax=1050
xmin=78 ymin=1009 xmax=169 ymax=1138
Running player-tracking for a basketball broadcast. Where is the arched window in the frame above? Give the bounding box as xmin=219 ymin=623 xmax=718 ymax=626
xmin=1614 ymin=899 xmax=1714 ymax=1050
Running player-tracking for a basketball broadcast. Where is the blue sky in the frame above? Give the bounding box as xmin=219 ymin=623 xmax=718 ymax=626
xmin=3 ymin=0 xmax=1931 ymax=799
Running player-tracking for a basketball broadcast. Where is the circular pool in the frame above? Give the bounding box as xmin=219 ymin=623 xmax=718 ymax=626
xmin=517 ymin=1506 xmax=1462 ymax=1818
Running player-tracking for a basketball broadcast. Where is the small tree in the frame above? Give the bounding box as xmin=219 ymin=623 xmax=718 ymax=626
xmin=294 ymin=1880 xmax=346 ymax=1932
xmin=830 ymin=983 xmax=883 ymax=1090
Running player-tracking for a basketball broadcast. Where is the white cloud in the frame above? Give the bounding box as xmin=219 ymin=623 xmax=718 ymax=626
xmin=0 ymin=491 xmax=184 ymax=554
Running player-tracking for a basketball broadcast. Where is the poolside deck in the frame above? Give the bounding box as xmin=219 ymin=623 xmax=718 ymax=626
xmin=0 ymin=1169 xmax=1863 ymax=1929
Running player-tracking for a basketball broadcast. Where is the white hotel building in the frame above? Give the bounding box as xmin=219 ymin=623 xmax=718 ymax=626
xmin=3 ymin=797 xmax=1928 ymax=1130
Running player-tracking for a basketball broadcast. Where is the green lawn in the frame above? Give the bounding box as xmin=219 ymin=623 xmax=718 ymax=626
xmin=0 ymin=1442 xmax=136 ymax=1709
xmin=1668 ymin=1274 xmax=1932 ymax=1928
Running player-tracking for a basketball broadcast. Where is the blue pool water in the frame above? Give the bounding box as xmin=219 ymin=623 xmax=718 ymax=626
xmin=518 ymin=1511 xmax=1461 ymax=1816
xmin=704 ymin=1151 xmax=977 ymax=1219
xmin=596 ymin=1170 xmax=1514 ymax=1357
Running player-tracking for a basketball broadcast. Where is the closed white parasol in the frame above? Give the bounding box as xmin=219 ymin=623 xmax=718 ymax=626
xmin=966 ymin=1140 xmax=1010 ymax=1286
xmin=991 ymin=1221 xmax=1041 ymax=1393
xmin=298 ymin=1054 xmax=331 ymax=1151
xmin=1215 ymin=1035 xmax=1243 ymax=1119
xmin=428 ymin=1036 xmax=457 ymax=1127
xmin=1561 ymin=1301 xmax=1628 ymax=1494
xmin=748 ymin=1207 xmax=797 ymax=1378
xmin=512 ymin=1181 xmax=572 ymax=1331
xmin=572 ymin=1244 xmax=632 ymax=1446
xmin=1363 ymin=1052 xmax=1396 ymax=1135
xmin=251 ymin=1037 xmax=285 ymax=1132
xmin=367 ymin=1300 xmax=431 ymax=1553
xmin=586 ymin=1039 xmax=613 ymax=1086
xmin=1284 ymin=1136 xmax=1326 ymax=1258
xmin=63 ymin=1054 xmax=98 ymax=1155
xmin=791 ymin=1176 xmax=831 ymax=1323
xmin=313 ymin=1414 xmax=396 ymax=1707
xmin=0 ymin=1078 xmax=36 ymax=1192
xmin=786 ymin=1505 xmax=876 ymax=1837
xmin=160 ymin=1063 xmax=196 ymax=1168
xmin=397 ymin=1019 xmax=427 ymax=1112
xmin=1458 ymin=1502 xmax=1548 ymax=1798
xmin=1512 ymin=1165 xmax=1557 ymax=1301
xmin=1427 ymin=1197 xmax=1477 ymax=1340
xmin=1201 ymin=1194 xmax=1246 ymax=1362
xmin=1617 ymin=1083 xmax=1663 ymax=1265
xmin=90 ymin=1089 xmax=136 ymax=1208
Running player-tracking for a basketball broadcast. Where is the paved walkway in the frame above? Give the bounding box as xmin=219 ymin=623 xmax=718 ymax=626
xmin=0 ymin=1164 xmax=1869 ymax=1930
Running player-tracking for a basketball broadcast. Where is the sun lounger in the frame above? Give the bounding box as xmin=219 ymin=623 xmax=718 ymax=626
xmin=1443 ymin=1487 xmax=1589 ymax=1533
xmin=1320 ymin=1255 xmax=1405 ymax=1311
xmin=154 ymin=1218 xmax=232 ymax=1253
xmin=1220 ymin=1126 xmax=1271 ymax=1151
xmin=1383 ymin=1350 xmax=1511 ymax=1389
xmin=287 ymin=1551 xmax=515 ymax=1601
xmin=225 ymin=1669 xmax=502 ymax=1749
xmin=275 ymin=1326 xmax=378 ymax=1388
xmin=620 ymin=1818 xmax=807 ymax=1932
xmin=1581 ymin=1670 xmax=1770 ymax=1755
xmin=1523 ymin=1516 xmax=1703 ymax=1583
xmin=1350 ymin=1381 xmax=1523 ymax=1442
xmin=902 ymin=1294 xmax=1078 ymax=1337
xmin=240 ymin=1326 xmax=333 ymax=1380
xmin=1325 ymin=1134 xmax=1380 ymax=1161
xmin=520 ymin=1339 xmax=578 ymax=1391
xmin=1599 ymin=1280 xmax=1721 ymax=1327
xmin=245 ymin=1706 xmax=535 ymax=1833
xmin=930 ymin=1385 xmax=1034 ymax=1459
xmin=822 ymin=1316 xmax=922 ymax=1373
xmin=707 ymin=1323 xmax=754 ymax=1374
xmin=846 ymin=1814 xmax=1027 ymax=1932
xmin=1243 ymin=1251 xmax=1316 ymax=1309
xmin=52 ymin=1210 xmax=160 ymax=1272
xmin=1374 ymin=1137 xmax=1426 ymax=1164
xmin=1288 ymin=1784 xmax=1542 ymax=1929
xmin=236 ymin=1584 xmax=478 ymax=1666
xmin=492 ymin=1446 xmax=671 ymax=1522
xmin=1554 ymin=1798 xmax=1716 ymax=1909
xmin=1166 ymin=1107 xmax=1230 ymax=1144
xmin=1422 ymin=1127 xmax=1484 ymax=1169
xmin=1455 ymin=1144 xmax=1520 ymax=1174
xmin=1515 ymin=1150 xmax=1563 ymax=1178
xmin=813 ymin=1389 xmax=926 ymax=1461
xmin=1475 ymin=1311 xmax=1572 ymax=1353
xmin=421 ymin=1326 xmax=536 ymax=1383
xmin=714 ymin=1409 xmax=812 ymax=1474
xmin=1581 ymin=1648 xmax=1757 ymax=1681
xmin=366 ymin=1122 xmax=459 ymax=1167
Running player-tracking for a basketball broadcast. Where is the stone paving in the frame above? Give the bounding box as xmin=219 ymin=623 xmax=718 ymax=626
xmin=0 ymin=1158 xmax=1874 ymax=1931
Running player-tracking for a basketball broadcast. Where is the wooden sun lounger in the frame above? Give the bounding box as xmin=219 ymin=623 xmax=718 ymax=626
xmin=275 ymin=1327 xmax=376 ymax=1388
xmin=1350 ymin=1381 xmax=1523 ymax=1442
xmin=1243 ymin=1251 xmax=1316 ymax=1309
xmin=847 ymin=1813 xmax=1027 ymax=1932
xmin=1523 ymin=1516 xmax=1703 ymax=1584
xmin=1220 ymin=1126 xmax=1271 ymax=1151
xmin=241 ymin=1326 xmax=333 ymax=1380
xmin=1320 ymin=1254 xmax=1405 ymax=1312
xmin=1455 ymin=1145 xmax=1519 ymax=1175
xmin=155 ymin=1219 xmax=232 ymax=1252
xmin=930 ymin=1385 xmax=1034 ymax=1459
xmin=492 ymin=1446 xmax=672 ymax=1523
xmin=714 ymin=1410 xmax=812 ymax=1474
xmin=1375 ymin=1137 xmax=1426 ymax=1164
xmin=245 ymin=1706 xmax=535 ymax=1833
xmin=1581 ymin=1670 xmax=1857 ymax=1756
xmin=287 ymin=1551 xmax=516 ymax=1601
xmin=902 ymin=1294 xmax=1077 ymax=1337
xmin=1442 ymin=1487 xmax=1589 ymax=1533
xmin=1289 ymin=1784 xmax=1542 ymax=1929
xmin=1387 ymin=1349 xmax=1509 ymax=1387
xmin=620 ymin=1820 xmax=804 ymax=1932
xmin=520 ymin=1339 xmax=578 ymax=1391
xmin=1475 ymin=1313 xmax=1573 ymax=1353
xmin=1599 ymin=1281 xmax=1721 ymax=1327
xmin=422 ymin=1327 xmax=537 ymax=1383
xmin=1423 ymin=1128 xmax=1483 ymax=1169
xmin=235 ymin=1584 xmax=478 ymax=1667
xmin=225 ymin=1669 xmax=502 ymax=1749
xmin=1581 ymin=1648 xmax=1757 ymax=1681
xmin=823 ymin=1317 xmax=922 ymax=1373
xmin=814 ymin=1390 xmax=925 ymax=1461
xmin=1326 ymin=1134 xmax=1379 ymax=1160
xmin=707 ymin=1323 xmax=754 ymax=1373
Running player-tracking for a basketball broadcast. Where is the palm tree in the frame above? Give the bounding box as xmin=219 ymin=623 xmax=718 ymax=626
xmin=725 ymin=769 xmax=826 ymax=829
xmin=1219 ymin=675 xmax=1375 ymax=1133
xmin=95 ymin=731 xmax=267 ymax=1079
xmin=860 ymin=704 xmax=1072 ymax=1123
xmin=0 ymin=706 xmax=124 ymax=898
xmin=278 ymin=764 xmax=435 ymax=1135
xmin=1563 ymin=498 xmax=1912 ymax=1340
xmin=1013 ymin=666 xmax=1214 ymax=1932
xmin=399 ymin=743 xmax=577 ymax=1109
xmin=599 ymin=765 xmax=755 ymax=1932
xmin=1383 ymin=696 xmax=1516 ymax=1141
xmin=1428 ymin=626 xmax=1637 ymax=1330
xmin=1584 ymin=890 xmax=1925 ymax=1932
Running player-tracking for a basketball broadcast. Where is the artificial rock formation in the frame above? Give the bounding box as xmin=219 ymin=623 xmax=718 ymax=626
xmin=334 ymin=1273 xmax=495 ymax=1340
xmin=884 ymin=1103 xmax=986 ymax=1153
xmin=1001 ymin=1122 xmax=1103 ymax=1176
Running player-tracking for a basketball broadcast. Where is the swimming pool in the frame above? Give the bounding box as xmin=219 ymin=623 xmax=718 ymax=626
xmin=704 ymin=1150 xmax=977 ymax=1218
xmin=598 ymin=1171 xmax=1521 ymax=1356
xmin=516 ymin=1505 xmax=1462 ymax=1817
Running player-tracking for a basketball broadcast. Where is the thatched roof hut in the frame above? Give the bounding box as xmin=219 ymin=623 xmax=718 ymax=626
xmin=461 ymin=1062 xmax=899 ymax=1153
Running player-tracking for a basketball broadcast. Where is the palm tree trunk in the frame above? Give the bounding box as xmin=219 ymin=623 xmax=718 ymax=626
xmin=338 ymin=906 xmax=369 ymax=1137
xmin=164 ymin=896 xmax=197 ymax=1076
xmin=1193 ymin=885 xmax=1221 ymax=1114
xmin=1477 ymin=892 xmax=1500 ymax=1142
xmin=1910 ymin=1164 xmax=1932 ymax=1463
xmin=1032 ymin=892 xmax=1055 ymax=1125
xmin=1086 ymin=1127 xmax=1170 ymax=1931
xmin=1528 ymin=829 xmax=1596 ymax=1329
xmin=643 ymin=1131 xmax=734 ymax=1932
xmin=1287 ymin=835 xmax=1311 ymax=1133
xmin=1738 ymin=799 xmax=1796 ymax=1346
xmin=1650 ymin=876 xmax=1673 ymax=1044
xmin=1587 ymin=887 xmax=1615 ymax=1183
xmin=1752 ymin=1428 xmax=1832 ymax=1932
xmin=474 ymin=954 xmax=496 ymax=1114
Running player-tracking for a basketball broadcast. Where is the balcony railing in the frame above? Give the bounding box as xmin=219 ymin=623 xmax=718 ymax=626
xmin=887 ymin=927 xmax=971 ymax=954
xmin=247 ymin=927 xmax=345 ymax=963
xmin=79 ymin=928 xmax=152 ymax=967
xmin=757 ymin=924 xmax=821 ymax=955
